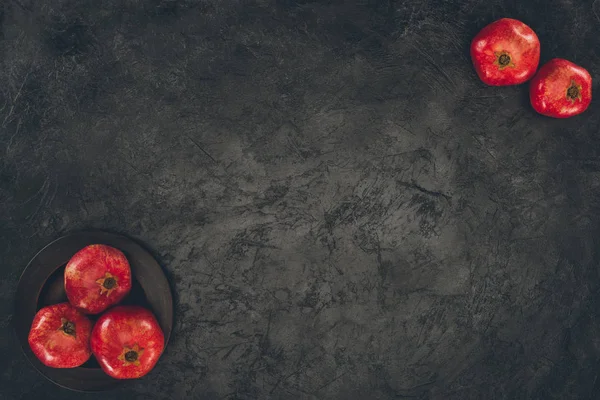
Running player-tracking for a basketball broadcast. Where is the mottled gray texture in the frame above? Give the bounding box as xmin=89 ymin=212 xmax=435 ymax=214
xmin=2 ymin=0 xmax=600 ymax=399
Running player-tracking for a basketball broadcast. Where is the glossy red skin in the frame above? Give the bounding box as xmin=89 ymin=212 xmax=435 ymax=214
xmin=65 ymin=244 xmax=132 ymax=314
xmin=91 ymin=306 xmax=165 ymax=379
xmin=530 ymin=58 xmax=592 ymax=118
xmin=471 ymin=18 xmax=540 ymax=86
xmin=28 ymin=302 xmax=92 ymax=368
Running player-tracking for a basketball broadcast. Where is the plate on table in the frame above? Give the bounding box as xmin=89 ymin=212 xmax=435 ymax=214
xmin=13 ymin=230 xmax=173 ymax=392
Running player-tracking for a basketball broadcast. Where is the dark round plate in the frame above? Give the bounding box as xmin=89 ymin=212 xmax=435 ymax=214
xmin=14 ymin=231 xmax=173 ymax=392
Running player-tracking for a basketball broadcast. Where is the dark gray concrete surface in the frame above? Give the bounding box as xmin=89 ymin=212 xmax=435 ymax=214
xmin=2 ymin=0 xmax=600 ymax=399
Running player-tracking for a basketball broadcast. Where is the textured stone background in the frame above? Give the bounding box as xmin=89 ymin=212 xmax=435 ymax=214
xmin=2 ymin=0 xmax=600 ymax=399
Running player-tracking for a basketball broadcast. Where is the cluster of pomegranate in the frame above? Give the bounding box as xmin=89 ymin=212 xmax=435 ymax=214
xmin=471 ymin=18 xmax=592 ymax=118
xmin=28 ymin=244 xmax=165 ymax=379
